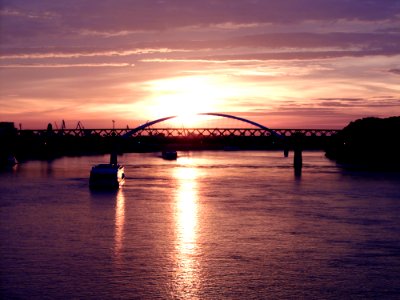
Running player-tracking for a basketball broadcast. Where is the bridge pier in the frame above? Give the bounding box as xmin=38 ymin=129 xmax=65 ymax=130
xmin=294 ymin=147 xmax=302 ymax=176
xmin=283 ymin=140 xmax=289 ymax=157
xmin=292 ymin=133 xmax=303 ymax=176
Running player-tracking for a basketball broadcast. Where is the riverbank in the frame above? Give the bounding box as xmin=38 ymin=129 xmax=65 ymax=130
xmin=325 ymin=116 xmax=400 ymax=170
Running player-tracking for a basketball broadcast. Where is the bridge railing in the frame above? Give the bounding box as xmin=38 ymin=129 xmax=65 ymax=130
xmin=17 ymin=128 xmax=340 ymax=138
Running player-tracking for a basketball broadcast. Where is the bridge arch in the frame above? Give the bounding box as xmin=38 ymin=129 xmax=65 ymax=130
xmin=123 ymin=113 xmax=282 ymax=138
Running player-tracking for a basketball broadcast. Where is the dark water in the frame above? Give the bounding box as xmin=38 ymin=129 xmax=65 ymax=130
xmin=1 ymin=151 xmax=400 ymax=299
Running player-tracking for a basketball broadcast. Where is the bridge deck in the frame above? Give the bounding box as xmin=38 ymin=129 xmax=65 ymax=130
xmin=18 ymin=128 xmax=340 ymax=137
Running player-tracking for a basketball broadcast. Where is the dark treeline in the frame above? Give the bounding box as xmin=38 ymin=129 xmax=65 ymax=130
xmin=325 ymin=116 xmax=400 ymax=170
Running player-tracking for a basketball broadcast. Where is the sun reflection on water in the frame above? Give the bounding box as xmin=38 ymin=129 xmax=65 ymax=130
xmin=114 ymin=189 xmax=125 ymax=259
xmin=173 ymin=159 xmax=200 ymax=297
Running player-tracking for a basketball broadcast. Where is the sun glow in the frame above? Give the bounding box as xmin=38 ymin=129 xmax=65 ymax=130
xmin=144 ymin=75 xmax=225 ymax=126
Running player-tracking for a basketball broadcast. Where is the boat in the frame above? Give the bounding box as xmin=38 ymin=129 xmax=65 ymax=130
xmin=89 ymin=152 xmax=125 ymax=189
xmin=161 ymin=150 xmax=177 ymax=160
xmin=89 ymin=163 xmax=125 ymax=190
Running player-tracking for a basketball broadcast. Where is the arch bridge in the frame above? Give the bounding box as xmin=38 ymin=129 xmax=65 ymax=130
xmin=123 ymin=113 xmax=284 ymax=138
xmin=122 ymin=113 xmax=338 ymax=138
xmin=18 ymin=113 xmax=340 ymax=137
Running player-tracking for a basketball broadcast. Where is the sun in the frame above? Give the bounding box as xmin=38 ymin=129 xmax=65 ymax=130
xmin=144 ymin=75 xmax=223 ymax=126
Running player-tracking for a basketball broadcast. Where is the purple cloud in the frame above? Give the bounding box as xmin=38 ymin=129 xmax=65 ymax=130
xmin=1 ymin=0 xmax=399 ymax=38
xmin=389 ymin=68 xmax=400 ymax=75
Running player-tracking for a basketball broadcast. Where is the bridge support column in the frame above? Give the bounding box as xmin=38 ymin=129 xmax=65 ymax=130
xmin=294 ymin=147 xmax=302 ymax=176
xmin=292 ymin=133 xmax=303 ymax=177
xmin=110 ymin=151 xmax=118 ymax=165
xmin=284 ymin=148 xmax=289 ymax=157
xmin=110 ymin=130 xmax=118 ymax=165
xmin=283 ymin=140 xmax=289 ymax=157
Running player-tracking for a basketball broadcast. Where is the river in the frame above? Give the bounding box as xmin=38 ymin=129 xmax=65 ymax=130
xmin=1 ymin=151 xmax=399 ymax=299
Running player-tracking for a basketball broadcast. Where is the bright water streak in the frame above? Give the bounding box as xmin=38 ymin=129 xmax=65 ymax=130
xmin=1 ymin=151 xmax=400 ymax=299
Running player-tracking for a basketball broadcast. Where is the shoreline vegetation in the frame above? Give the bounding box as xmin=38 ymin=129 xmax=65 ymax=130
xmin=325 ymin=116 xmax=400 ymax=170
xmin=1 ymin=116 xmax=400 ymax=171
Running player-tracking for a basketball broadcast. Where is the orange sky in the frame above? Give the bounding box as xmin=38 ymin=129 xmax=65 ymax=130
xmin=1 ymin=0 xmax=399 ymax=129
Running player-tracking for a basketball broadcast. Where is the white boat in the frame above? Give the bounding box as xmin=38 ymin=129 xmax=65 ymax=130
xmin=89 ymin=152 xmax=125 ymax=189
xmin=89 ymin=163 xmax=125 ymax=190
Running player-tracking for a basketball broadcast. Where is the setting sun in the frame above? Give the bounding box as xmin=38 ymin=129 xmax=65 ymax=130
xmin=144 ymin=75 xmax=225 ymax=126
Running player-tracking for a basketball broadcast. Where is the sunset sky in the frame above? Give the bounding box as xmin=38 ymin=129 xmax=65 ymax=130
xmin=1 ymin=0 xmax=399 ymax=129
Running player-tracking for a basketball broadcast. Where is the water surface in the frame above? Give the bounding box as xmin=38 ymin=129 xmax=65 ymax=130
xmin=1 ymin=151 xmax=400 ymax=299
